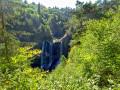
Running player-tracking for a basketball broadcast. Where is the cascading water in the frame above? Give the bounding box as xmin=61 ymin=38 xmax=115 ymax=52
xmin=40 ymin=41 xmax=45 ymax=68
xmin=60 ymin=41 xmax=62 ymax=58
xmin=48 ymin=42 xmax=53 ymax=68
xmin=40 ymin=41 xmax=62 ymax=71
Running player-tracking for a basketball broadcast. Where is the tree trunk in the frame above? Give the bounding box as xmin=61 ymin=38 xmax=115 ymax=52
xmin=1 ymin=5 xmax=9 ymax=61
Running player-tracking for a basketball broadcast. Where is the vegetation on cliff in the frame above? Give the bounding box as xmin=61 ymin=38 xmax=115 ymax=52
xmin=0 ymin=0 xmax=120 ymax=89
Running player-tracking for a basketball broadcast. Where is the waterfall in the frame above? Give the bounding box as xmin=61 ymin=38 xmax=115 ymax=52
xmin=60 ymin=41 xmax=62 ymax=58
xmin=48 ymin=42 xmax=53 ymax=67
xmin=41 ymin=41 xmax=45 ymax=68
xmin=40 ymin=41 xmax=62 ymax=70
xmin=50 ymin=43 xmax=53 ymax=62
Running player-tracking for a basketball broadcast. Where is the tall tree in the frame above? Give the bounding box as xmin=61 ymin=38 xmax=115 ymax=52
xmin=0 ymin=0 xmax=10 ymax=61
xmin=102 ymin=0 xmax=107 ymax=11
xmin=0 ymin=5 xmax=9 ymax=61
xmin=24 ymin=0 xmax=28 ymax=4
xmin=76 ymin=0 xmax=84 ymax=9
xmin=38 ymin=2 xmax=41 ymax=15
xmin=32 ymin=2 xmax=36 ymax=5
xmin=0 ymin=0 xmax=19 ymax=61
xmin=38 ymin=2 xmax=41 ymax=25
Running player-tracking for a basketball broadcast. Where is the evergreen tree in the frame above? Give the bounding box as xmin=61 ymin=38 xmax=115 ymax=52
xmin=103 ymin=0 xmax=107 ymax=11
xmin=38 ymin=2 xmax=41 ymax=15
xmin=0 ymin=5 xmax=9 ymax=61
xmin=32 ymin=2 xmax=35 ymax=5
xmin=24 ymin=0 xmax=28 ymax=4
xmin=75 ymin=0 xmax=84 ymax=9
xmin=0 ymin=0 xmax=19 ymax=61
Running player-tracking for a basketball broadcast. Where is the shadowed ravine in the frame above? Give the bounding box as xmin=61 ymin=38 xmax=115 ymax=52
xmin=40 ymin=30 xmax=70 ymax=71
xmin=40 ymin=41 xmax=62 ymax=71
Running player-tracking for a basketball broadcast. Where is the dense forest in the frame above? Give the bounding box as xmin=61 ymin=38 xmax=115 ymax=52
xmin=0 ymin=0 xmax=120 ymax=89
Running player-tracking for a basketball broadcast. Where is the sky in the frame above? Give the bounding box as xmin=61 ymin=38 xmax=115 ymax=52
xmin=27 ymin=0 xmax=97 ymax=8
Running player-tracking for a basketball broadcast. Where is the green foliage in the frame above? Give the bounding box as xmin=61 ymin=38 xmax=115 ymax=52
xmin=68 ymin=8 xmax=120 ymax=88
xmin=38 ymin=7 xmax=120 ymax=90
xmin=0 ymin=1 xmax=19 ymax=61
xmin=71 ymin=0 xmax=120 ymax=21
xmin=5 ymin=0 xmax=73 ymax=42
xmin=0 ymin=47 xmax=43 ymax=89
xmin=38 ymin=2 xmax=41 ymax=15
xmin=1 ymin=0 xmax=120 ymax=89
xmin=24 ymin=0 xmax=28 ymax=4
xmin=61 ymin=55 xmax=67 ymax=66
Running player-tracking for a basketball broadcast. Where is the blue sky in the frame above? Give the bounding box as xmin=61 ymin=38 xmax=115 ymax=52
xmin=27 ymin=0 xmax=97 ymax=8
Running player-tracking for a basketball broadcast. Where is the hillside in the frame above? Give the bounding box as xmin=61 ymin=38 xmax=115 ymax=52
xmin=0 ymin=0 xmax=120 ymax=89
xmin=5 ymin=0 xmax=74 ymax=42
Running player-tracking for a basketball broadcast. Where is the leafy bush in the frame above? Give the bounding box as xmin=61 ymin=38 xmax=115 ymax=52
xmin=68 ymin=7 xmax=120 ymax=88
xmin=0 ymin=47 xmax=46 ymax=89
